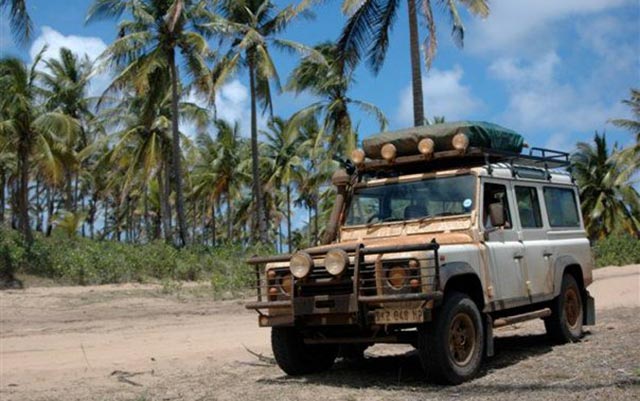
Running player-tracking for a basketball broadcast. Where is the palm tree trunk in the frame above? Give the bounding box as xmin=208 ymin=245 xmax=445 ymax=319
xmin=168 ymin=47 xmax=188 ymax=247
xmin=0 ymin=167 xmax=5 ymax=224
xmin=227 ymin=195 xmax=233 ymax=241
xmin=407 ymin=0 xmax=425 ymax=127
xmin=46 ymin=187 xmax=54 ymax=236
xmin=211 ymin=199 xmax=217 ymax=246
xmin=286 ymin=185 xmax=292 ymax=252
xmin=159 ymin=160 xmax=172 ymax=242
xmin=248 ymin=56 xmax=267 ymax=243
xmin=17 ymin=138 xmax=32 ymax=243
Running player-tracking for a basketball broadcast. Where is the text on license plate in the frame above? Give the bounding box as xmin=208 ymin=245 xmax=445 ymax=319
xmin=374 ymin=308 xmax=424 ymax=324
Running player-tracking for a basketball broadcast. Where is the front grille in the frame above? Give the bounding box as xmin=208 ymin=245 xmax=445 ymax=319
xmin=298 ymin=266 xmax=354 ymax=297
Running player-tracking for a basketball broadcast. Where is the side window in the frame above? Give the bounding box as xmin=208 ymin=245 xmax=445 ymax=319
xmin=543 ymin=187 xmax=580 ymax=227
xmin=515 ymin=186 xmax=543 ymax=228
xmin=483 ymin=183 xmax=512 ymax=229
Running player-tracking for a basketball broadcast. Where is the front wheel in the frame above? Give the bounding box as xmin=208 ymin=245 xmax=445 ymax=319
xmin=271 ymin=327 xmax=338 ymax=376
xmin=418 ymin=292 xmax=484 ymax=384
xmin=545 ymin=273 xmax=583 ymax=343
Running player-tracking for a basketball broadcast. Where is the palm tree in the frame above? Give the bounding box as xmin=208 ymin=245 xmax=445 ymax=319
xmin=0 ymin=0 xmax=33 ymax=45
xmin=40 ymin=47 xmax=95 ymax=213
xmin=192 ymin=119 xmax=246 ymax=244
xmin=338 ymin=0 xmax=489 ymax=127
xmin=571 ymin=132 xmax=640 ymax=239
xmin=87 ymin=0 xmax=214 ymax=247
xmin=287 ymin=42 xmax=387 ymax=154
xmin=0 ymin=53 xmax=79 ymax=243
xmin=207 ymin=0 xmax=321 ymax=243
xmin=263 ymin=117 xmax=305 ymax=251
xmin=610 ymin=88 xmax=640 ymax=145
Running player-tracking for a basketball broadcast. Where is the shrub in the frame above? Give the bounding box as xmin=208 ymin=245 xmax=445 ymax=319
xmin=593 ymin=234 xmax=640 ymax=267
xmin=0 ymin=227 xmax=266 ymax=294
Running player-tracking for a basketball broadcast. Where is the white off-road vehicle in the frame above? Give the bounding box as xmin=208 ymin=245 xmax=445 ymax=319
xmin=246 ymin=121 xmax=595 ymax=384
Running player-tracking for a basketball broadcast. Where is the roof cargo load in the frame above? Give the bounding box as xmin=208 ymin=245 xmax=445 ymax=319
xmin=363 ymin=121 xmax=525 ymax=159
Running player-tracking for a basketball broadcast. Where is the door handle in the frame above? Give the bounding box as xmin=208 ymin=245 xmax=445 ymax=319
xmin=543 ymin=251 xmax=553 ymax=257
xmin=513 ymin=253 xmax=524 ymax=260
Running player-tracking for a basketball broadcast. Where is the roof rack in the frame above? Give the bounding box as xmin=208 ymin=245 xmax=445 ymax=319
xmin=359 ymin=146 xmax=570 ymax=177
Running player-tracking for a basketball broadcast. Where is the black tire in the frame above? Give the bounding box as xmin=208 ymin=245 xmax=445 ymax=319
xmin=271 ymin=327 xmax=338 ymax=376
xmin=545 ymin=273 xmax=583 ymax=343
xmin=418 ymin=292 xmax=484 ymax=385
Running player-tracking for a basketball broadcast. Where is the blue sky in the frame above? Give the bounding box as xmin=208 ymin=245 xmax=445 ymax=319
xmin=1 ymin=0 xmax=638 ymax=151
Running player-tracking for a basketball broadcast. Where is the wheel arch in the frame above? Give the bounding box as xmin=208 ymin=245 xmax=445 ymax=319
xmin=440 ymin=262 xmax=485 ymax=311
xmin=553 ymin=256 xmax=585 ymax=297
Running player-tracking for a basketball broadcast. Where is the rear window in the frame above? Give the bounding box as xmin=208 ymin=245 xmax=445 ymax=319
xmin=543 ymin=187 xmax=580 ymax=227
xmin=515 ymin=186 xmax=543 ymax=228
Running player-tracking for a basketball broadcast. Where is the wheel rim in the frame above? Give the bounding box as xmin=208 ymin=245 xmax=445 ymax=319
xmin=448 ymin=313 xmax=476 ymax=367
xmin=564 ymin=287 xmax=581 ymax=328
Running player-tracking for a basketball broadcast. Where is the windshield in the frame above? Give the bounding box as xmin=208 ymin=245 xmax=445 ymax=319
xmin=345 ymin=174 xmax=476 ymax=226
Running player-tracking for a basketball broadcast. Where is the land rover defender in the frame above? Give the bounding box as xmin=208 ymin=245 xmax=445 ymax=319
xmin=245 ymin=121 xmax=596 ymax=384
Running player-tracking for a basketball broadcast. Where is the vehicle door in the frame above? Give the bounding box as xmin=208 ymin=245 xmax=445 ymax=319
xmin=513 ymin=184 xmax=551 ymax=300
xmin=481 ymin=180 xmax=528 ymax=306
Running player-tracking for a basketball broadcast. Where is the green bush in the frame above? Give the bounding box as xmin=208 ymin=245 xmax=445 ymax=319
xmin=593 ymin=234 xmax=640 ymax=267
xmin=0 ymin=227 xmax=266 ymax=293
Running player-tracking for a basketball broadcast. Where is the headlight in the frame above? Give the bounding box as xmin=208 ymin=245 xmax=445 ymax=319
xmin=387 ymin=265 xmax=408 ymax=289
xmin=290 ymin=252 xmax=313 ymax=278
xmin=324 ymin=249 xmax=348 ymax=276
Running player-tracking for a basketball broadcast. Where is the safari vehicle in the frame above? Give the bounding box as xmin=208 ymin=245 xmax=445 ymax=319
xmin=245 ymin=121 xmax=596 ymax=384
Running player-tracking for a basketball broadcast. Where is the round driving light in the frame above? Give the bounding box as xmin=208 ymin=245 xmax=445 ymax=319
xmin=452 ymin=132 xmax=469 ymax=151
xmin=279 ymin=273 xmax=292 ymax=295
xmin=289 ymin=252 xmax=313 ymax=279
xmin=351 ymin=148 xmax=365 ymax=165
xmin=410 ymin=278 xmax=420 ymax=289
xmin=381 ymin=143 xmax=397 ymax=161
xmin=387 ymin=266 xmax=408 ymax=289
xmin=267 ymin=269 xmax=277 ymax=279
xmin=324 ymin=249 xmax=348 ymax=276
xmin=418 ymin=138 xmax=435 ymax=156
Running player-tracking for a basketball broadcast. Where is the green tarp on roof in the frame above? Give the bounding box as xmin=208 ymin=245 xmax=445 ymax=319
xmin=363 ymin=121 xmax=525 ymax=159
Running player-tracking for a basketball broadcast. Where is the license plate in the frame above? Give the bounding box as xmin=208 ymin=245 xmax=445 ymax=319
xmin=374 ymin=308 xmax=424 ymax=324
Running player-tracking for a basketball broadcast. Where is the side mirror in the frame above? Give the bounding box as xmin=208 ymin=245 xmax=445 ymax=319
xmin=489 ymin=203 xmax=506 ymax=227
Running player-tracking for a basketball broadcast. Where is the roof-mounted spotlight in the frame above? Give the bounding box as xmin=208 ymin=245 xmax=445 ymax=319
xmin=418 ymin=138 xmax=434 ymax=157
xmin=381 ymin=143 xmax=397 ymax=162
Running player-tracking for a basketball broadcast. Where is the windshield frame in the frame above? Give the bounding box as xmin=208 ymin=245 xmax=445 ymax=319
xmin=343 ymin=171 xmax=478 ymax=228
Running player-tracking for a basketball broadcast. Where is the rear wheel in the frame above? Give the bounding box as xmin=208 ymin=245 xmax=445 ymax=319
xmin=418 ymin=292 xmax=484 ymax=384
xmin=271 ymin=327 xmax=338 ymax=375
xmin=545 ymin=273 xmax=583 ymax=343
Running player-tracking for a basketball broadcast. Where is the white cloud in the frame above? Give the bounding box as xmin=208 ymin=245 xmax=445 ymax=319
xmin=488 ymin=52 xmax=628 ymax=135
xmin=29 ymin=26 xmax=109 ymax=97
xmin=467 ymin=0 xmax=632 ymax=55
xmin=396 ymin=66 xmax=482 ymax=126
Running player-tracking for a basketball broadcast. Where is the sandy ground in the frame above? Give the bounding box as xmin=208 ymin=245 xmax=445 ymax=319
xmin=1 ymin=265 xmax=638 ymax=401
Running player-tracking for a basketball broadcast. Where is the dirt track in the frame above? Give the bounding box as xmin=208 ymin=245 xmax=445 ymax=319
xmin=1 ymin=266 xmax=639 ymax=401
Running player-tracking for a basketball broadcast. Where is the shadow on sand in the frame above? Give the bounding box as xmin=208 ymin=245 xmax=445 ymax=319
xmin=257 ymin=330 xmax=637 ymax=394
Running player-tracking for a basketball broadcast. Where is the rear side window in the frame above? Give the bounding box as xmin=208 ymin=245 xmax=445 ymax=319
xmin=543 ymin=187 xmax=580 ymax=227
xmin=515 ymin=186 xmax=543 ymax=228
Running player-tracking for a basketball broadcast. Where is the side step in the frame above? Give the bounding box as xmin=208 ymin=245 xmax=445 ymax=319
xmin=493 ymin=308 xmax=551 ymax=328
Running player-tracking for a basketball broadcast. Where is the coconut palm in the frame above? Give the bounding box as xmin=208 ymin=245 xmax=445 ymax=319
xmin=338 ymin=0 xmax=489 ymax=127
xmin=87 ymin=0 xmax=214 ymax=246
xmin=287 ymin=42 xmax=387 ymax=154
xmin=610 ymin=88 xmax=640 ymax=144
xmin=0 ymin=0 xmax=33 ymax=45
xmin=207 ymin=0 xmax=321 ymax=243
xmin=0 ymin=54 xmax=80 ymax=243
xmin=571 ymin=132 xmax=640 ymax=239
xmin=192 ymin=119 xmax=247 ymax=244
xmin=263 ymin=117 xmax=305 ymax=251
xmin=40 ymin=47 xmax=95 ymax=212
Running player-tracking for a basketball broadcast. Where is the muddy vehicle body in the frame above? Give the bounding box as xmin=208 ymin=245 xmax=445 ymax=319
xmin=246 ymin=122 xmax=596 ymax=384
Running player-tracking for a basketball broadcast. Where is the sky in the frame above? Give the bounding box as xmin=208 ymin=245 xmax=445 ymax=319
xmin=1 ymin=0 xmax=638 ymax=151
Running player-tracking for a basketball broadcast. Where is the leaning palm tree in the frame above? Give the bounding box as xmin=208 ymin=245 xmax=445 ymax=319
xmin=571 ymin=132 xmax=640 ymax=239
xmin=287 ymin=42 xmax=387 ymax=155
xmin=0 ymin=53 xmax=79 ymax=243
xmin=338 ymin=0 xmax=489 ymax=127
xmin=87 ymin=0 xmax=214 ymax=247
xmin=207 ymin=0 xmax=321 ymax=243
xmin=0 ymin=0 xmax=33 ymax=45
